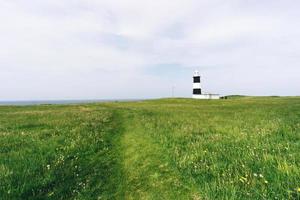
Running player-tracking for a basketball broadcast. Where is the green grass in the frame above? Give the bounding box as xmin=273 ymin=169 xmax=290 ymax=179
xmin=0 ymin=97 xmax=300 ymax=199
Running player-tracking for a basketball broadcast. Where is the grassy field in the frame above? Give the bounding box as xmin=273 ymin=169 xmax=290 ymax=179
xmin=0 ymin=97 xmax=299 ymax=199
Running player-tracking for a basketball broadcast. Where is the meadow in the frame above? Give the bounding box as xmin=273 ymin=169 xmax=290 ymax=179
xmin=0 ymin=97 xmax=299 ymax=199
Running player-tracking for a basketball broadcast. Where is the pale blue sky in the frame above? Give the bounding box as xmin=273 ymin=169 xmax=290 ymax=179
xmin=0 ymin=0 xmax=299 ymax=100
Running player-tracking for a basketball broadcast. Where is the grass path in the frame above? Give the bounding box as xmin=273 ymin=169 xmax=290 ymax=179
xmin=117 ymin=109 xmax=199 ymax=200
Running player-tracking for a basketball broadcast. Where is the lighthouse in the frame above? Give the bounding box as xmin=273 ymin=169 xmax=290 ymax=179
xmin=192 ymin=70 xmax=220 ymax=99
xmin=193 ymin=70 xmax=202 ymax=98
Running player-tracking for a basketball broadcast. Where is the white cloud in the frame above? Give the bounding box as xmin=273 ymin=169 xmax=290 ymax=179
xmin=0 ymin=0 xmax=299 ymax=100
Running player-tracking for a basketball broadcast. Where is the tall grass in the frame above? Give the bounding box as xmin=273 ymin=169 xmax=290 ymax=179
xmin=122 ymin=98 xmax=300 ymax=199
xmin=0 ymin=97 xmax=299 ymax=199
xmin=0 ymin=105 xmax=123 ymax=199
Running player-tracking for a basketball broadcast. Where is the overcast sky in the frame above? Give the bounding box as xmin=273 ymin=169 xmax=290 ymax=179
xmin=0 ymin=0 xmax=299 ymax=100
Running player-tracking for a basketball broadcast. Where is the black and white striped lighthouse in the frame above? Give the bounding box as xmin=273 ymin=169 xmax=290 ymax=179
xmin=193 ymin=70 xmax=202 ymax=98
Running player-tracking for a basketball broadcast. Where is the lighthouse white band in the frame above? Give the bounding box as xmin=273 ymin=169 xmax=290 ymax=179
xmin=193 ymin=83 xmax=201 ymax=89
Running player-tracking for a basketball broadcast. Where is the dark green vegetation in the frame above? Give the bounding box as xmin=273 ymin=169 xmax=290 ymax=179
xmin=0 ymin=97 xmax=300 ymax=199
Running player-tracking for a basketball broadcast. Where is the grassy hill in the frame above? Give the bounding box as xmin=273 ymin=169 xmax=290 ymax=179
xmin=0 ymin=97 xmax=299 ymax=199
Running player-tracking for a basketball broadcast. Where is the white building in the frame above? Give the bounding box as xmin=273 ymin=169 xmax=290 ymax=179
xmin=193 ymin=70 xmax=220 ymax=99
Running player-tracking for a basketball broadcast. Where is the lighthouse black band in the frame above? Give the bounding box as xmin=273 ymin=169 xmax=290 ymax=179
xmin=193 ymin=89 xmax=201 ymax=94
xmin=193 ymin=76 xmax=200 ymax=83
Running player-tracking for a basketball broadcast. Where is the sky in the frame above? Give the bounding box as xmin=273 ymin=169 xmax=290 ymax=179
xmin=0 ymin=0 xmax=299 ymax=100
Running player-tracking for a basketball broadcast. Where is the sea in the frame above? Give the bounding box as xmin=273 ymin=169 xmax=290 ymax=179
xmin=0 ymin=99 xmax=144 ymax=106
